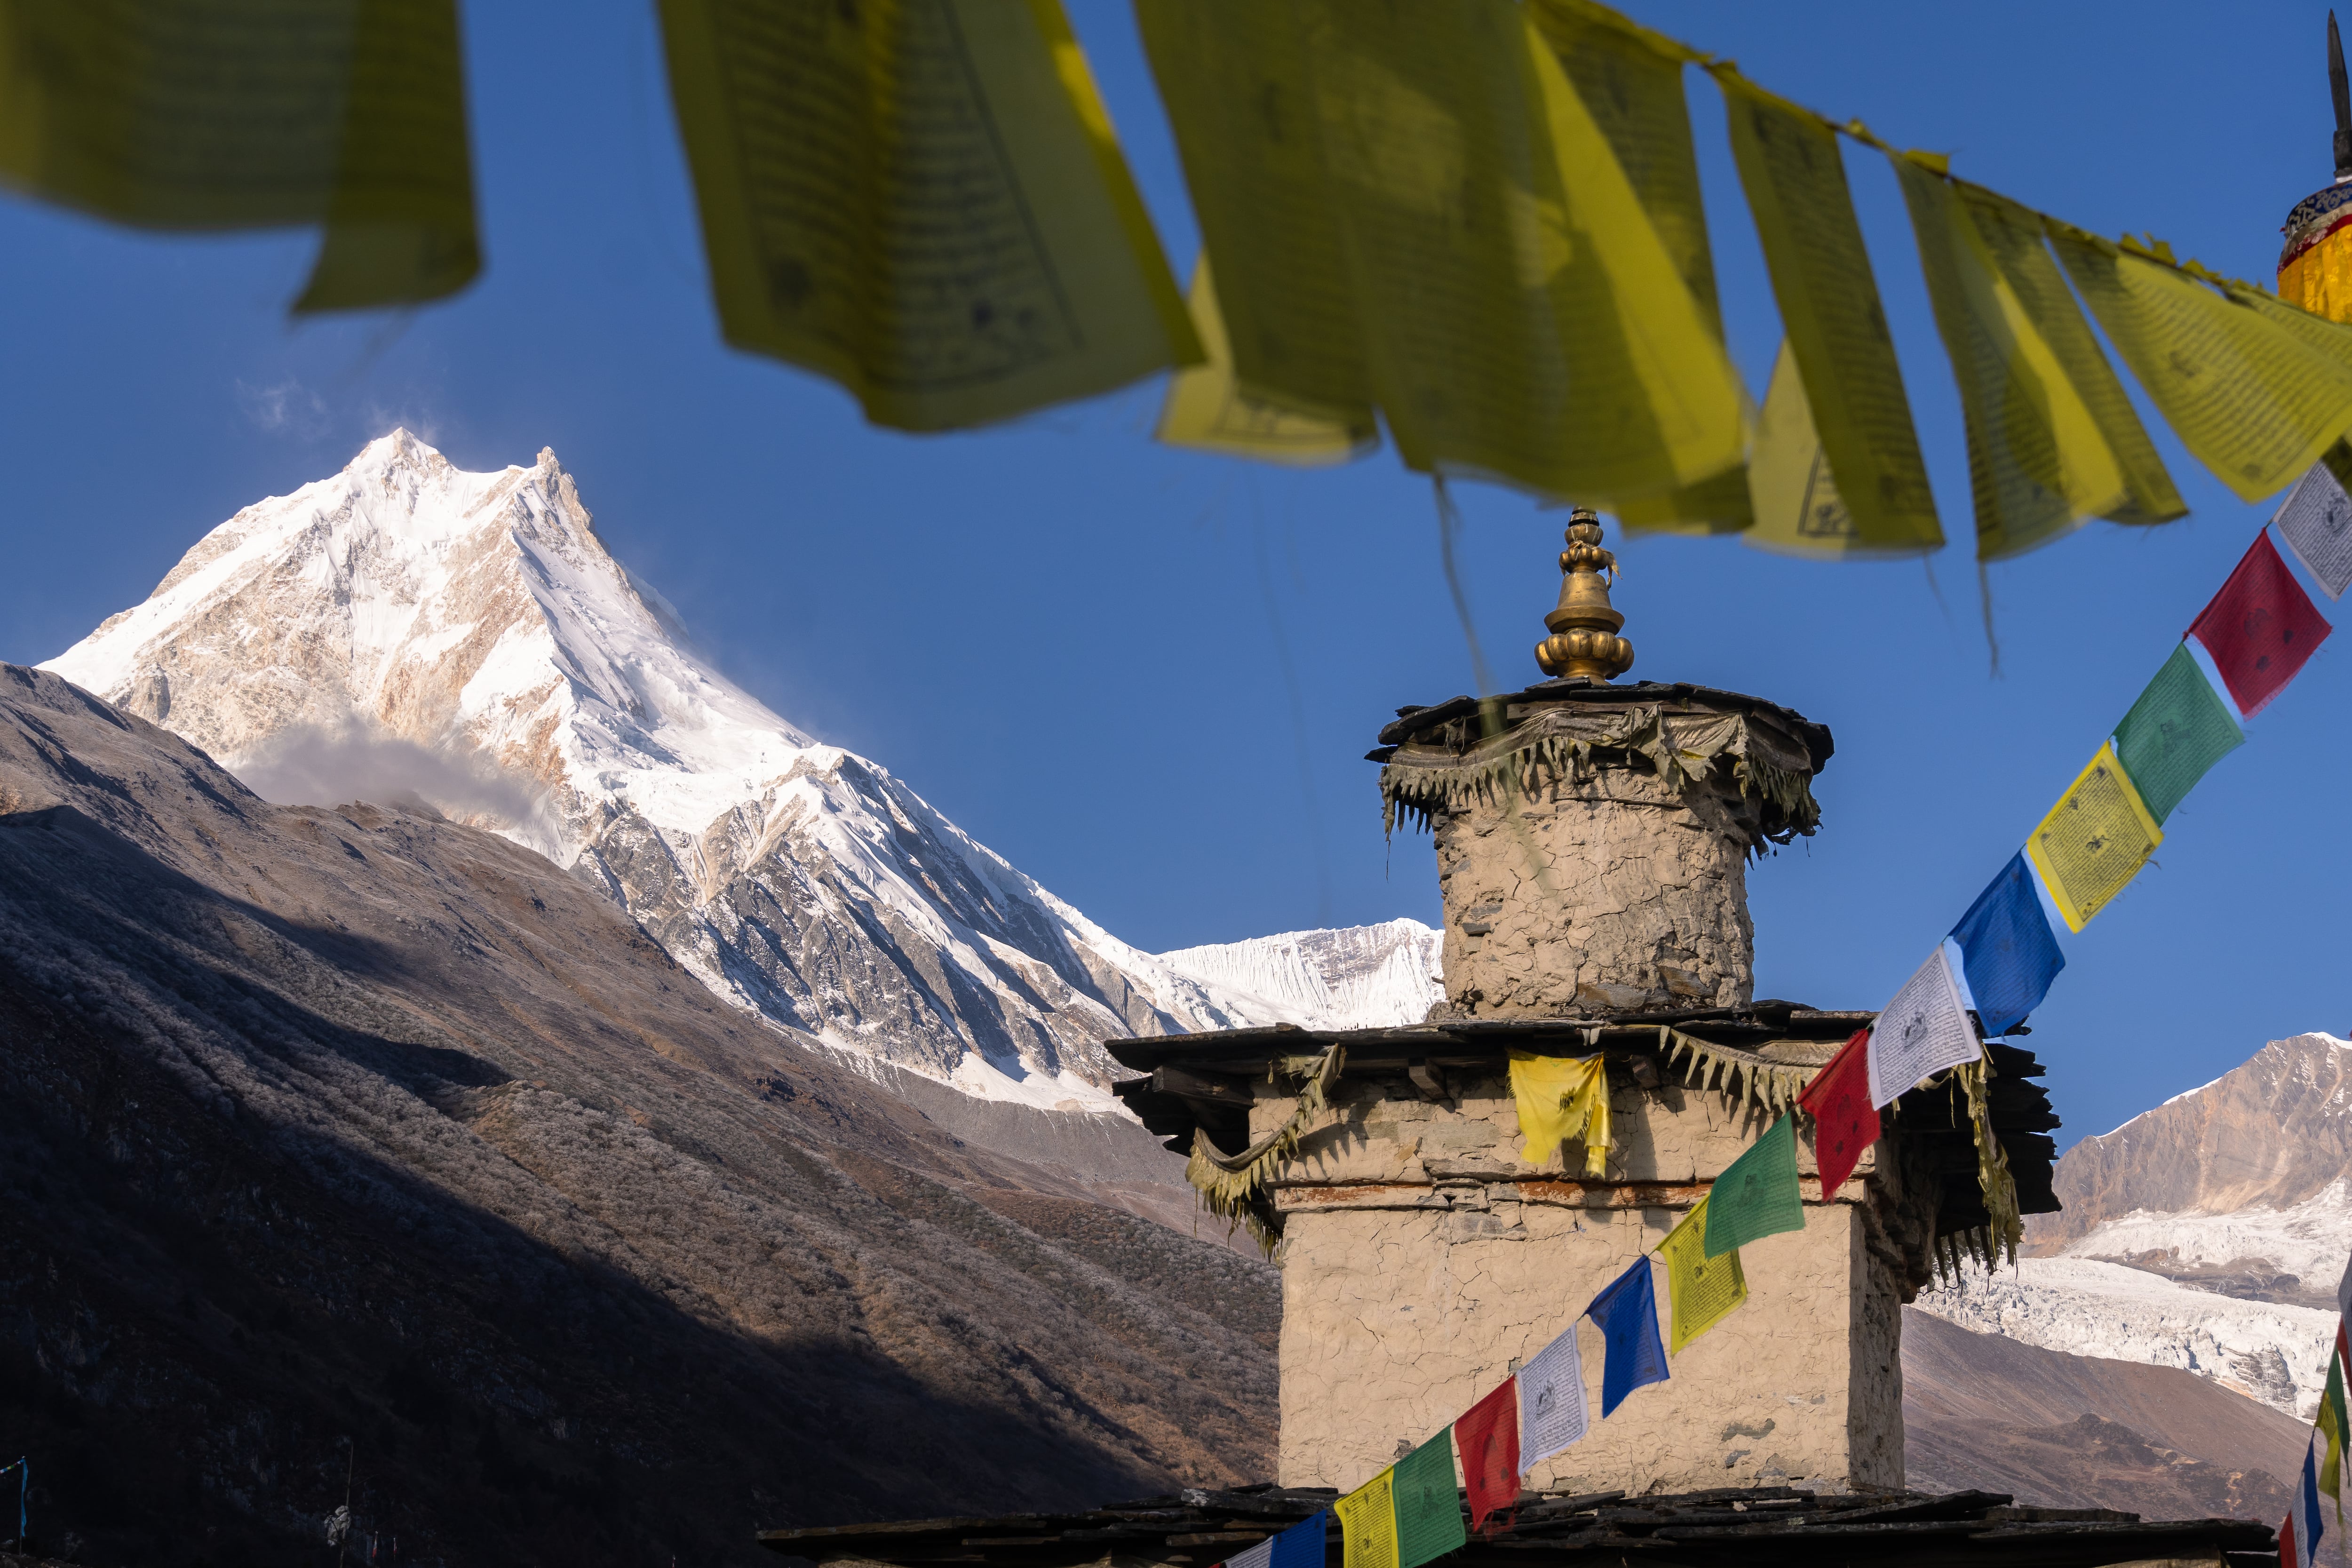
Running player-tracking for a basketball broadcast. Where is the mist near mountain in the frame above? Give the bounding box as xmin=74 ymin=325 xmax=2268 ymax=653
xmin=234 ymin=713 xmax=565 ymax=859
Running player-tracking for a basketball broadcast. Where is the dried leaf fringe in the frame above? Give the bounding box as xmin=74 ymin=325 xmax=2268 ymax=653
xmin=1184 ymin=1044 xmax=1346 ymax=1256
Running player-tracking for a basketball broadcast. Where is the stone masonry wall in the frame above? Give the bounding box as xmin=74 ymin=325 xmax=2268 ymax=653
xmin=1435 ymin=763 xmax=1762 ymax=1015
xmin=1265 ymin=1066 xmax=1925 ymax=1496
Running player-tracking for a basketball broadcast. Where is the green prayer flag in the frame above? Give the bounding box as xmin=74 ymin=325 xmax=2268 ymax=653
xmin=1392 ymin=1428 xmax=1467 ymax=1568
xmin=2111 ymin=644 xmax=2244 ymax=825
xmin=1704 ymin=1114 xmax=1805 ymax=1258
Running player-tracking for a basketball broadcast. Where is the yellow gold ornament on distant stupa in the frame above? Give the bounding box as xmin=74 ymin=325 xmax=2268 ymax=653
xmin=1533 ymin=509 xmax=1635 ymax=682
xmin=2279 ymin=10 xmax=2352 ymax=323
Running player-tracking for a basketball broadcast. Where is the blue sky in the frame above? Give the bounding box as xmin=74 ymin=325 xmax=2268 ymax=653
xmin=0 ymin=1 xmax=2342 ymax=1148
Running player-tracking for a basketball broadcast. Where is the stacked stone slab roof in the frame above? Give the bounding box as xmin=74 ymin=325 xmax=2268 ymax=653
xmin=761 ymin=1482 xmax=2276 ymax=1568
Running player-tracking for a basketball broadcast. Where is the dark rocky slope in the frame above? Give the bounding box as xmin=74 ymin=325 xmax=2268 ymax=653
xmin=0 ymin=665 xmax=1277 ymax=1568
xmin=1902 ymin=1307 xmax=2304 ymax=1520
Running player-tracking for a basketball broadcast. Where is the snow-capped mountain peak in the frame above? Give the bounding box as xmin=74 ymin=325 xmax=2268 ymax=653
xmin=44 ymin=434 xmax=1433 ymax=1109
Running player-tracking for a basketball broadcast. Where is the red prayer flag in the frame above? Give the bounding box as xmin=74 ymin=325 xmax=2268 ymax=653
xmin=1457 ymin=1377 xmax=1520 ymax=1536
xmin=1797 ymin=1027 xmax=1880 ymax=1197
xmin=2187 ymin=532 xmax=2333 ymax=718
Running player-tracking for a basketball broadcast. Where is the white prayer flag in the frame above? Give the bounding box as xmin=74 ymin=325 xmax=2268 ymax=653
xmin=1518 ymin=1321 xmax=1589 ymax=1468
xmin=2275 ymin=459 xmax=2352 ymax=599
xmin=1227 ymin=1536 xmax=1275 ymax=1568
xmin=1867 ymin=947 xmax=1982 ymax=1107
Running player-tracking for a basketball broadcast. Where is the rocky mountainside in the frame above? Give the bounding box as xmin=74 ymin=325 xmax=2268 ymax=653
xmin=1151 ymin=919 xmax=1441 ymax=1030
xmin=40 ymin=433 xmax=1395 ymax=1118
xmin=2026 ymin=1034 xmax=2352 ymax=1307
xmin=0 ymin=663 xmax=1279 ymax=1565
xmin=1911 ymin=1033 xmax=2352 ymax=1424
xmin=1902 ymin=1307 xmax=2304 ymax=1521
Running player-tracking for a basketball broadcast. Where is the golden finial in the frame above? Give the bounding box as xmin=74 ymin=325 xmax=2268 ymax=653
xmin=1534 ymin=509 xmax=1635 ymax=682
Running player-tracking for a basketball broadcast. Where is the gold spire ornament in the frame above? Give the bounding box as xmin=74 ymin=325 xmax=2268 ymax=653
xmin=1534 ymin=509 xmax=1636 ymax=681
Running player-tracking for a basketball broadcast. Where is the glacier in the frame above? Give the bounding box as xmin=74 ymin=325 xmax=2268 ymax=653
xmin=43 ymin=432 xmax=1433 ymax=1112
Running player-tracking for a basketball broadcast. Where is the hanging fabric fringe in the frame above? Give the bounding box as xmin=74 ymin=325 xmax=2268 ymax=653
xmin=1659 ymin=1026 xmax=1816 ymax=1117
xmin=1379 ymin=701 xmax=1821 ymax=853
xmin=1184 ymin=1043 xmax=1346 ymax=1255
xmin=1952 ymin=1053 xmax=2024 ymax=1265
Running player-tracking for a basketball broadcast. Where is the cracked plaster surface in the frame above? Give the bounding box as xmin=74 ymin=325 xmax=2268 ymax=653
xmin=1434 ymin=764 xmax=1761 ymax=1016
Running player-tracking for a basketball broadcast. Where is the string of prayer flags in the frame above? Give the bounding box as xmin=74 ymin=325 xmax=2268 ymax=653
xmin=1455 ymin=1380 xmax=1520 ymax=1535
xmin=1131 ymin=0 xmax=1374 ymax=431
xmin=1391 ymin=1430 xmax=1468 ymax=1568
xmin=1334 ymin=1467 xmax=1396 ymax=1568
xmin=2285 ymin=1434 xmax=2330 ymax=1568
xmin=1716 ymin=71 xmax=1941 ymax=554
xmin=1306 ymin=0 xmax=1748 ymax=506
xmin=1744 ymin=340 xmax=1867 ymax=558
xmin=1586 ymin=1254 xmax=1668 ymax=1417
xmin=1891 ymin=153 xmax=2129 ymax=560
xmin=2275 ymin=449 xmax=2352 ymax=599
xmin=1508 ymin=1051 xmax=1611 ymax=1177
xmin=0 ymin=0 xmax=481 ymax=312
xmin=660 ymin=0 xmax=1201 ymax=433
xmin=1948 ymin=853 xmax=2067 ymax=1037
xmin=1866 ymin=947 xmax=1982 ymax=1108
xmin=2187 ymin=532 xmax=2334 ymax=718
xmin=1526 ymin=0 xmax=1754 ymax=538
xmin=2320 ymin=1351 xmax=2347 ymax=1522
xmin=1158 ymin=261 xmax=1378 ymax=465
xmin=1796 ymin=1027 xmax=1880 ymax=1196
xmin=1223 ymin=1512 xmax=1328 ymax=1568
xmin=1518 ymin=1321 xmax=1590 ymax=1466
xmin=1953 ymin=184 xmax=2185 ymax=527
xmin=1658 ymin=1197 xmax=1748 ymax=1353
xmin=1704 ymin=1115 xmax=1805 ymax=1257
xmin=2044 ymin=223 xmax=2352 ymax=502
xmin=2026 ymin=742 xmax=2163 ymax=933
xmin=2111 ymin=644 xmax=2247 ymax=824
xmin=1334 ymin=1433 xmax=1465 ymax=1568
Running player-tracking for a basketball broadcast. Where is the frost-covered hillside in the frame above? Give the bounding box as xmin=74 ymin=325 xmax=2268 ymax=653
xmin=1913 ymin=1258 xmax=2339 ymax=1420
xmin=42 ymin=433 xmax=1423 ymax=1110
xmin=1154 ymin=919 xmax=1441 ymax=1030
xmin=1912 ymin=1033 xmax=2352 ymax=1420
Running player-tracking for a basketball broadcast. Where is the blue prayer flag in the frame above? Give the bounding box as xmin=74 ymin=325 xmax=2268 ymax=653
xmin=1585 ymin=1255 xmax=1668 ymax=1417
xmin=1229 ymin=1510 xmax=1326 ymax=1568
xmin=2300 ymin=1433 xmax=2328 ymax=1565
xmin=1949 ymin=852 xmax=2065 ymax=1039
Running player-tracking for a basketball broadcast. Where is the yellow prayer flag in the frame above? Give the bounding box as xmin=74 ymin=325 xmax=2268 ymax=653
xmin=2046 ymin=223 xmax=2352 ymax=500
xmin=1658 ymin=1197 xmax=1748 ymax=1353
xmin=1158 ymin=261 xmax=1379 ymax=465
xmin=659 ymin=0 xmax=1200 ymax=433
xmin=1133 ymin=0 xmax=1375 ymax=428
xmin=1335 ymin=1466 xmax=1399 ymax=1568
xmin=1891 ymin=154 xmax=2127 ymax=561
xmin=1295 ymin=0 xmax=1745 ymax=505
xmin=2026 ymin=741 xmax=2163 ymax=933
xmin=1955 ymin=185 xmax=2184 ymax=527
xmin=1716 ymin=71 xmax=1940 ymax=553
xmin=0 ymin=0 xmax=479 ymax=311
xmin=1509 ymin=1051 xmax=1611 ymax=1178
xmin=1745 ymin=340 xmax=1868 ymax=558
xmin=1528 ymin=0 xmax=1752 ymax=536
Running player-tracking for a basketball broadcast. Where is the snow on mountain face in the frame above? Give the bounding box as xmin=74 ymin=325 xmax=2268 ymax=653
xmin=41 ymin=433 xmax=1389 ymax=1108
xmin=2026 ymin=1034 xmax=2352 ymax=1307
xmin=1153 ymin=920 xmax=1441 ymax=1030
xmin=1911 ymin=1258 xmax=2339 ymax=1420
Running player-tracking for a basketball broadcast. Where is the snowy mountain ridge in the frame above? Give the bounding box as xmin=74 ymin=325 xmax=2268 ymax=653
xmin=1912 ymin=1032 xmax=2352 ymax=1419
xmin=43 ymin=433 xmax=1433 ymax=1111
xmin=1154 ymin=919 xmax=1442 ymax=1033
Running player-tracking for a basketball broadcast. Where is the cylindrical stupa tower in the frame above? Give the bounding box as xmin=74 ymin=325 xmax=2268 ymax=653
xmin=1373 ymin=510 xmax=1830 ymax=1019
